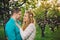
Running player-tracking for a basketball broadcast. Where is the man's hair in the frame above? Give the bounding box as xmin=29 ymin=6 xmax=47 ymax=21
xmin=12 ymin=8 xmax=21 ymax=14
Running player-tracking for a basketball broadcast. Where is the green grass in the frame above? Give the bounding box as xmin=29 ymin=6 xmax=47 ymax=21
xmin=35 ymin=24 xmax=60 ymax=40
xmin=0 ymin=26 xmax=5 ymax=40
xmin=0 ymin=24 xmax=60 ymax=40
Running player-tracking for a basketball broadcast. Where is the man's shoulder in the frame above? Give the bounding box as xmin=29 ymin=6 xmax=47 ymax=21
xmin=5 ymin=19 xmax=15 ymax=27
xmin=6 ymin=18 xmax=15 ymax=24
xmin=5 ymin=21 xmax=16 ymax=30
xmin=6 ymin=21 xmax=12 ymax=25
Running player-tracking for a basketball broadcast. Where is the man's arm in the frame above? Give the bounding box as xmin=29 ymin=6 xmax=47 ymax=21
xmin=5 ymin=24 xmax=16 ymax=40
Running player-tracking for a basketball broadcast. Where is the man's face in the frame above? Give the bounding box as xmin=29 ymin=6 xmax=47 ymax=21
xmin=16 ymin=11 xmax=21 ymax=20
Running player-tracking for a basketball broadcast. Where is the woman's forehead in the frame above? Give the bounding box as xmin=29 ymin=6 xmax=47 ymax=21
xmin=24 ymin=13 xmax=29 ymax=15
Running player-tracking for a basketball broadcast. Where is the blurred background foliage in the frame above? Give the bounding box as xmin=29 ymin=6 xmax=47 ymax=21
xmin=0 ymin=0 xmax=60 ymax=40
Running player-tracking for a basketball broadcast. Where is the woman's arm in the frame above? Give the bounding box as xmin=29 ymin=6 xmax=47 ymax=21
xmin=26 ymin=23 xmax=36 ymax=40
xmin=22 ymin=24 xmax=34 ymax=40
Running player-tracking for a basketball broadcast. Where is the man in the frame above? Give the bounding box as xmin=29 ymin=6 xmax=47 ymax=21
xmin=5 ymin=8 xmax=22 ymax=40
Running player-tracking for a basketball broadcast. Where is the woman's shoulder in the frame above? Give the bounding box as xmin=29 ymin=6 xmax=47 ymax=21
xmin=28 ymin=23 xmax=35 ymax=28
xmin=29 ymin=23 xmax=35 ymax=26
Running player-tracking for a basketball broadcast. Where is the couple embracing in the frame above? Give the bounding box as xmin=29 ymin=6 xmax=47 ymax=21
xmin=5 ymin=8 xmax=36 ymax=40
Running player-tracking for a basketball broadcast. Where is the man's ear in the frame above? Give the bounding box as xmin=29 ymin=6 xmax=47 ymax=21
xmin=14 ymin=13 xmax=17 ymax=15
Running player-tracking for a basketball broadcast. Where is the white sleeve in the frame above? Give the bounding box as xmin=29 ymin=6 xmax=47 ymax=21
xmin=27 ymin=24 xmax=36 ymax=40
xmin=22 ymin=24 xmax=34 ymax=40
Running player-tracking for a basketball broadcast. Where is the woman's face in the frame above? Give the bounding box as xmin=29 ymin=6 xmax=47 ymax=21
xmin=23 ymin=13 xmax=29 ymax=22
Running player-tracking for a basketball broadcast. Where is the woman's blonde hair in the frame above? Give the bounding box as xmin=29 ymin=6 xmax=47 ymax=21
xmin=22 ymin=10 xmax=34 ymax=31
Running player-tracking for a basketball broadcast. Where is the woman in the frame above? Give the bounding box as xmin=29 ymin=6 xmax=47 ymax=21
xmin=16 ymin=10 xmax=36 ymax=40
